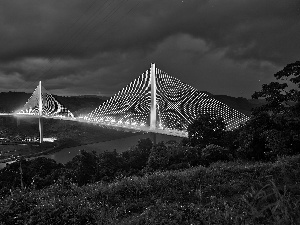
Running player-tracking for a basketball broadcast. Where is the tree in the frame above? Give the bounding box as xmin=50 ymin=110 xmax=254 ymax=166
xmin=201 ymin=144 xmax=231 ymax=166
xmin=27 ymin=157 xmax=63 ymax=189
xmin=137 ymin=138 xmax=153 ymax=152
xmin=121 ymin=138 xmax=153 ymax=175
xmin=187 ymin=113 xmax=226 ymax=148
xmin=98 ymin=150 xmax=124 ymax=181
xmin=245 ymin=61 xmax=300 ymax=159
xmin=146 ymin=142 xmax=169 ymax=171
xmin=0 ymin=157 xmax=63 ymax=193
xmin=66 ymin=150 xmax=99 ymax=185
xmin=252 ymin=61 xmax=300 ymax=113
xmin=237 ymin=112 xmax=275 ymax=160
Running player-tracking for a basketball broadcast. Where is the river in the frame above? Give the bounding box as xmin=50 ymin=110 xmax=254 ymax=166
xmin=0 ymin=133 xmax=182 ymax=168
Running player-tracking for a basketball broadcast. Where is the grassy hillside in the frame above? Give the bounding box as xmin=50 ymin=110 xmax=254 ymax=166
xmin=1 ymin=154 xmax=299 ymax=224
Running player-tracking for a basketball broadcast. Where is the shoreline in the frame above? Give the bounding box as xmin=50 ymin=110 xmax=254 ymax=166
xmin=0 ymin=132 xmax=182 ymax=168
xmin=0 ymin=132 xmax=143 ymax=166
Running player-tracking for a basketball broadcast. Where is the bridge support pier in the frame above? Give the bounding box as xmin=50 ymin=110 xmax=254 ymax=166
xmin=151 ymin=133 xmax=157 ymax=145
xmin=39 ymin=117 xmax=43 ymax=144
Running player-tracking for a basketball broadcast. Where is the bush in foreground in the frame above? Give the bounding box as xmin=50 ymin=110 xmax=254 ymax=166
xmin=201 ymin=144 xmax=231 ymax=166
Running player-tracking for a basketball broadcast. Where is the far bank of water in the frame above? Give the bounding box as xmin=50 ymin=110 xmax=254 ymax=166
xmin=0 ymin=133 xmax=182 ymax=168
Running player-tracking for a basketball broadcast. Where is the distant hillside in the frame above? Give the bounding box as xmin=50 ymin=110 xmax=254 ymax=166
xmin=200 ymin=92 xmax=265 ymax=116
xmin=212 ymin=95 xmax=264 ymax=116
xmin=0 ymin=92 xmax=31 ymax=113
xmin=54 ymin=95 xmax=106 ymax=116
xmin=0 ymin=92 xmax=265 ymax=117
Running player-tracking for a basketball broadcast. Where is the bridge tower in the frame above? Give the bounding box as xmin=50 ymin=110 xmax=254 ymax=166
xmin=150 ymin=63 xmax=157 ymax=144
xmin=150 ymin=63 xmax=157 ymax=130
xmin=16 ymin=81 xmax=74 ymax=144
xmin=38 ymin=81 xmax=43 ymax=143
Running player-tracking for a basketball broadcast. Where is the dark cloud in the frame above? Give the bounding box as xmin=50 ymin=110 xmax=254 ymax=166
xmin=0 ymin=0 xmax=299 ymax=98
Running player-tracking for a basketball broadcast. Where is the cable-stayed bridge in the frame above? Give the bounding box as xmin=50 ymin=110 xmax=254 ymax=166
xmin=0 ymin=63 xmax=249 ymax=143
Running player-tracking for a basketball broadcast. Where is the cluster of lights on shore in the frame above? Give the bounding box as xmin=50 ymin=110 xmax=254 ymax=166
xmin=16 ymin=64 xmax=249 ymax=135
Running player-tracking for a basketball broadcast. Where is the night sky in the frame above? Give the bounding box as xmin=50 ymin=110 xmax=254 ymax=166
xmin=0 ymin=0 xmax=299 ymax=98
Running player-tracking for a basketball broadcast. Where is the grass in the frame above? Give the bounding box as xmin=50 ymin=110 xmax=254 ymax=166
xmin=1 ymin=155 xmax=300 ymax=224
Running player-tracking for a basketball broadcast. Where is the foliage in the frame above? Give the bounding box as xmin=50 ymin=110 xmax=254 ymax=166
xmin=137 ymin=138 xmax=153 ymax=152
xmin=201 ymin=144 xmax=231 ymax=166
xmin=146 ymin=142 xmax=169 ymax=171
xmin=1 ymin=154 xmax=300 ymax=224
xmin=66 ymin=150 xmax=99 ymax=185
xmin=166 ymin=144 xmax=203 ymax=169
xmin=0 ymin=157 xmax=63 ymax=193
xmin=187 ymin=113 xmax=226 ymax=148
xmin=65 ymin=138 xmax=153 ymax=185
xmin=236 ymin=61 xmax=300 ymax=161
xmin=236 ymin=112 xmax=275 ymax=160
xmin=121 ymin=138 xmax=152 ymax=175
xmin=242 ymin=180 xmax=300 ymax=224
xmin=252 ymin=61 xmax=300 ymax=113
xmin=97 ymin=150 xmax=125 ymax=182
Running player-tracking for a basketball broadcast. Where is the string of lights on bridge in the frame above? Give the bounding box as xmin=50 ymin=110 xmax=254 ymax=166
xmin=15 ymin=64 xmax=250 ymax=137
xmin=17 ymin=84 xmax=74 ymax=118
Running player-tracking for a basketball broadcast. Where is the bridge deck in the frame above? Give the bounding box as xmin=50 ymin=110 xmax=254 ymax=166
xmin=0 ymin=113 xmax=188 ymax=137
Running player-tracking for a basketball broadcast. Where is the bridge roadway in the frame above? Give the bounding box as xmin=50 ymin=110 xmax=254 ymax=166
xmin=0 ymin=113 xmax=188 ymax=138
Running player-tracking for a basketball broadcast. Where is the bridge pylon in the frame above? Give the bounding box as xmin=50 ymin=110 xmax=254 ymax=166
xmin=16 ymin=80 xmax=75 ymax=143
xmin=86 ymin=62 xmax=250 ymax=136
xmin=150 ymin=63 xmax=157 ymax=130
xmin=150 ymin=63 xmax=158 ymax=144
xmin=38 ymin=81 xmax=43 ymax=143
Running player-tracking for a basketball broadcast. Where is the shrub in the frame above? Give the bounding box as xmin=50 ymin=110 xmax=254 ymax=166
xmin=146 ymin=142 xmax=169 ymax=171
xmin=187 ymin=113 xmax=226 ymax=148
xmin=201 ymin=144 xmax=231 ymax=166
xmin=167 ymin=162 xmax=190 ymax=171
xmin=121 ymin=138 xmax=152 ymax=173
xmin=242 ymin=180 xmax=300 ymax=224
xmin=1 ymin=154 xmax=300 ymax=224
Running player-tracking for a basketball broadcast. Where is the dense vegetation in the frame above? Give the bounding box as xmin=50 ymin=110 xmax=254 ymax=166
xmin=0 ymin=61 xmax=299 ymax=224
xmin=0 ymin=153 xmax=300 ymax=224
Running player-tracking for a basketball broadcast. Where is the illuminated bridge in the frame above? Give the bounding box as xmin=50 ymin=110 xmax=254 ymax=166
xmin=1 ymin=63 xmax=249 ymax=142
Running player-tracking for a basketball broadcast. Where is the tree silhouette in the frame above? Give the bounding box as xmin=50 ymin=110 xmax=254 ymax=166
xmin=187 ymin=113 xmax=226 ymax=148
xmin=243 ymin=61 xmax=300 ymax=159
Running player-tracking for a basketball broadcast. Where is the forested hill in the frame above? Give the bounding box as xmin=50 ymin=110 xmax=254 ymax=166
xmin=0 ymin=92 xmax=31 ymax=113
xmin=0 ymin=92 xmax=265 ymax=116
xmin=54 ymin=95 xmax=107 ymax=116
xmin=212 ymin=95 xmax=265 ymax=116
